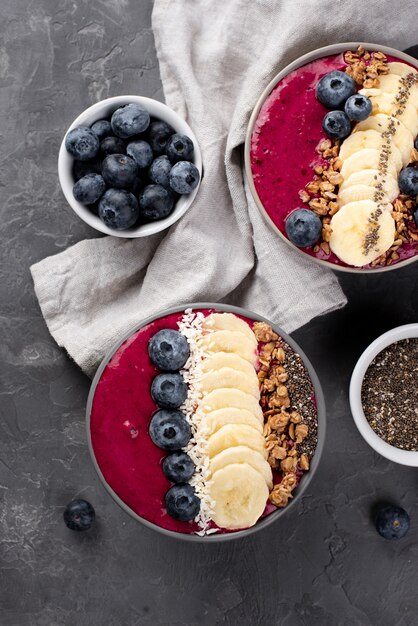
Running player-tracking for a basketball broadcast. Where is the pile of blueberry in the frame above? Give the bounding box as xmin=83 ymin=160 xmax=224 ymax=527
xmin=316 ymin=70 xmax=372 ymax=140
xmin=65 ymin=103 xmax=200 ymax=230
xmin=148 ymin=328 xmax=201 ymax=522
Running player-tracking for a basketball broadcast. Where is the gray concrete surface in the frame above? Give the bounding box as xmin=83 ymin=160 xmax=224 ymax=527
xmin=1 ymin=2 xmax=417 ymax=625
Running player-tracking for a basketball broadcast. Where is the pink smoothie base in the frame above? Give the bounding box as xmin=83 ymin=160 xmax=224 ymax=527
xmin=250 ymin=52 xmax=418 ymax=269
xmin=89 ymin=309 xmax=310 ymax=535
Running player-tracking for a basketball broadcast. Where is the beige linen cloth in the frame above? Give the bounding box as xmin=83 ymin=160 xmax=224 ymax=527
xmin=30 ymin=0 xmax=416 ymax=377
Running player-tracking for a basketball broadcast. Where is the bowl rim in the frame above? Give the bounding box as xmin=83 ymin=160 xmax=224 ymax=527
xmin=349 ymin=323 xmax=418 ymax=466
xmin=85 ymin=302 xmax=326 ymax=542
xmin=244 ymin=41 xmax=418 ymax=274
xmin=58 ymin=95 xmax=202 ymax=238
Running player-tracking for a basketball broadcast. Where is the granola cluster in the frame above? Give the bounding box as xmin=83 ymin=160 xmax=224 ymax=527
xmin=370 ymin=194 xmax=418 ymax=266
xmin=253 ymin=322 xmax=314 ymax=509
xmin=344 ymin=46 xmax=389 ymax=87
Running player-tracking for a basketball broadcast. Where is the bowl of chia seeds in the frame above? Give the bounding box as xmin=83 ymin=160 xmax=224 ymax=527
xmin=349 ymin=324 xmax=418 ymax=466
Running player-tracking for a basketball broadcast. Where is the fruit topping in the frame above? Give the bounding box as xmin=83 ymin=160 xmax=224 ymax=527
xmin=162 ymin=451 xmax=195 ymax=483
xmin=110 ymin=103 xmax=150 ymax=138
xmin=344 ymin=93 xmax=372 ymax=121
xmin=149 ymin=409 xmax=191 ymax=450
xmin=147 ymin=120 xmax=175 ymax=154
xmin=322 ymin=110 xmax=351 ymax=140
xmin=169 ymin=161 xmax=200 ymax=194
xmin=63 ymin=499 xmax=95 ymax=531
xmin=90 ymin=119 xmax=112 ymax=140
xmin=165 ymin=483 xmax=200 ymax=521
xmin=285 ymin=208 xmax=322 ymax=248
xmin=148 ymin=328 xmax=190 ymax=371
xmin=65 ymin=127 xmax=99 ymax=161
xmin=316 ymin=70 xmax=356 ymax=109
xmin=139 ymin=184 xmax=176 ymax=221
xmin=72 ymin=173 xmax=106 ymax=205
xmin=149 ymin=155 xmax=172 ymax=188
xmin=166 ymin=133 xmax=194 ymax=163
xmin=98 ymin=188 xmax=139 ymax=230
xmin=126 ymin=140 xmax=154 ymax=169
xmin=398 ymin=166 xmax=418 ymax=196
xmin=101 ymin=154 xmax=137 ymax=190
xmin=151 ymin=372 xmax=188 ymax=409
xmin=375 ymin=504 xmax=410 ymax=540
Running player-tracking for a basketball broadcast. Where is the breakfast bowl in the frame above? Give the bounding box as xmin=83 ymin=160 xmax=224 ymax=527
xmin=245 ymin=42 xmax=418 ymax=273
xmin=86 ymin=303 xmax=326 ymax=541
xmin=58 ymin=95 xmax=202 ymax=238
xmin=349 ymin=323 xmax=418 ymax=466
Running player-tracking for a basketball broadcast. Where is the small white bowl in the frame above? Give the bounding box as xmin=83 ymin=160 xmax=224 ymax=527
xmin=58 ymin=96 xmax=202 ymax=238
xmin=349 ymin=324 xmax=418 ymax=466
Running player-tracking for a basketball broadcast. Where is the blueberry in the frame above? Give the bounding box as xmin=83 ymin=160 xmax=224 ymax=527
xmin=398 ymin=166 xmax=418 ymax=196
xmin=102 ymin=154 xmax=137 ymax=189
xmin=91 ymin=119 xmax=112 ymax=141
xmin=100 ymin=136 xmax=127 ymax=156
xmin=73 ymin=173 xmax=106 ymax=205
xmin=162 ymin=451 xmax=195 ymax=483
xmin=151 ymin=372 xmax=187 ymax=409
xmin=139 ymin=184 xmax=175 ymax=221
xmin=149 ymin=155 xmax=172 ymax=188
xmin=98 ymin=188 xmax=139 ymax=230
xmin=165 ymin=483 xmax=200 ymax=521
xmin=285 ymin=208 xmax=322 ymax=248
xmin=148 ymin=328 xmax=190 ymax=371
xmin=127 ymin=140 xmax=153 ymax=169
xmin=65 ymin=126 xmax=100 ymax=161
xmin=322 ymin=110 xmax=351 ymax=140
xmin=149 ymin=409 xmax=191 ymax=450
xmin=73 ymin=157 xmax=102 ymax=180
xmin=344 ymin=94 xmax=372 ymax=121
xmin=147 ymin=120 xmax=175 ymax=154
xmin=316 ymin=70 xmax=356 ymax=109
xmin=166 ymin=133 xmax=194 ymax=163
xmin=376 ymin=505 xmax=410 ymax=540
xmin=111 ymin=103 xmax=150 ymax=139
xmin=63 ymin=499 xmax=95 ymax=531
xmin=169 ymin=161 xmax=200 ymax=194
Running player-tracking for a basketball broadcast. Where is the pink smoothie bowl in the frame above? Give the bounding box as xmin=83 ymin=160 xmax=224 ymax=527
xmin=244 ymin=42 xmax=418 ymax=274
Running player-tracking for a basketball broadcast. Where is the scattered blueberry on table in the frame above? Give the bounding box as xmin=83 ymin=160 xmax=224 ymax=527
xmin=63 ymin=499 xmax=96 ymax=531
xmin=65 ymin=103 xmax=200 ymax=230
xmin=375 ymin=504 xmax=410 ymax=540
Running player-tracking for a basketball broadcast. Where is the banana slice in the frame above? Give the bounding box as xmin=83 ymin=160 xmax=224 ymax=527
xmin=340 ymin=148 xmax=398 ymax=181
xmin=198 ymin=331 xmax=257 ymax=365
xmin=338 ymin=184 xmax=378 ymax=207
xmin=201 ymin=352 xmax=256 ymax=379
xmin=329 ymin=200 xmax=395 ymax=266
xmin=198 ymin=388 xmax=263 ymax=421
xmin=359 ymin=90 xmax=418 ymax=136
xmin=206 ymin=424 xmax=267 ymax=459
xmin=387 ymin=62 xmax=418 ymax=77
xmin=209 ymin=463 xmax=269 ymax=529
xmin=377 ymin=74 xmax=418 ymax=109
xmin=199 ymin=408 xmax=264 ymax=436
xmin=209 ymin=445 xmax=273 ymax=489
xmin=202 ymin=313 xmax=257 ymax=345
xmin=339 ymin=169 xmax=399 ymax=201
xmin=201 ymin=367 xmax=260 ymax=399
xmin=353 ymin=113 xmax=413 ymax=166
xmin=339 ymin=129 xmax=384 ymax=161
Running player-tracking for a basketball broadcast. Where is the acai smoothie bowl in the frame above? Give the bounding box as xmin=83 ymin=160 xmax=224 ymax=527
xmin=245 ymin=43 xmax=418 ymax=273
xmin=86 ymin=303 xmax=325 ymax=541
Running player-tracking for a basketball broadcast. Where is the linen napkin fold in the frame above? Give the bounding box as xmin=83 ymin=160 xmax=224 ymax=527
xmin=33 ymin=0 xmax=415 ymax=377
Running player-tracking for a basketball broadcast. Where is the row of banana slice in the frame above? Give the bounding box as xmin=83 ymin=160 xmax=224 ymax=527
xmin=193 ymin=313 xmax=273 ymax=530
xmin=329 ymin=62 xmax=418 ymax=266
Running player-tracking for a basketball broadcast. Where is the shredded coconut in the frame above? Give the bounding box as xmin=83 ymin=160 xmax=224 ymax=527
xmin=178 ymin=309 xmax=218 ymax=535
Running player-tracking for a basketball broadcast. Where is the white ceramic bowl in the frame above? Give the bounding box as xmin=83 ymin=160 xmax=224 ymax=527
xmin=58 ymin=96 xmax=202 ymax=238
xmin=349 ymin=324 xmax=418 ymax=466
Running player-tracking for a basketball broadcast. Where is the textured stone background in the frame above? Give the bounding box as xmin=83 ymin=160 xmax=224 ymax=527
xmin=1 ymin=1 xmax=418 ymax=625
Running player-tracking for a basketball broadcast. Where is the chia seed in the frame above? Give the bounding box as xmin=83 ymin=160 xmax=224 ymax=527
xmin=361 ymin=338 xmax=418 ymax=450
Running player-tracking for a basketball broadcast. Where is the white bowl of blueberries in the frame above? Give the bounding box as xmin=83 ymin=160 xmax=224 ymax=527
xmin=58 ymin=96 xmax=202 ymax=237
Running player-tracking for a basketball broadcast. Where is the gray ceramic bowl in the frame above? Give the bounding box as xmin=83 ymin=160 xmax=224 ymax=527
xmin=244 ymin=42 xmax=418 ymax=274
xmin=86 ymin=303 xmax=326 ymax=542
